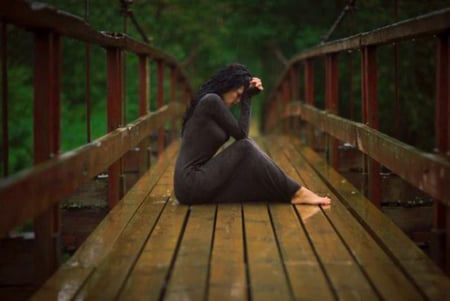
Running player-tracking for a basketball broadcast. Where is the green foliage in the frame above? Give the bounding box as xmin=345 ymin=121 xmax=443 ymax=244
xmin=2 ymin=0 xmax=448 ymax=176
xmin=5 ymin=66 xmax=34 ymax=173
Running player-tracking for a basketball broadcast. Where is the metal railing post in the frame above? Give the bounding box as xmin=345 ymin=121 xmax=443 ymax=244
xmin=106 ymin=47 xmax=123 ymax=208
xmin=304 ymin=59 xmax=315 ymax=148
xmin=138 ymin=54 xmax=150 ymax=172
xmin=361 ymin=46 xmax=381 ymax=207
xmin=32 ymin=30 xmax=62 ymax=285
xmin=1 ymin=23 xmax=8 ymax=177
xmin=432 ymin=32 xmax=450 ymax=273
xmin=156 ymin=59 xmax=165 ymax=154
xmin=325 ymin=53 xmax=339 ymax=169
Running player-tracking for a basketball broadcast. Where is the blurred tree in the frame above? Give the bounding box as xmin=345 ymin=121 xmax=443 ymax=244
xmin=3 ymin=0 xmax=449 ymax=175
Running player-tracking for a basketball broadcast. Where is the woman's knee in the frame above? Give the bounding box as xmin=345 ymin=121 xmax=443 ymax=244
xmin=234 ymin=138 xmax=256 ymax=153
xmin=236 ymin=138 xmax=266 ymax=158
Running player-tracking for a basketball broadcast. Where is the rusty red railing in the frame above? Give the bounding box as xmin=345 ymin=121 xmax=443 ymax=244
xmin=264 ymin=8 xmax=450 ymax=274
xmin=0 ymin=0 xmax=191 ymax=285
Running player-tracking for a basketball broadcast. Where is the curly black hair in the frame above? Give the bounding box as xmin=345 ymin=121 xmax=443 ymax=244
xmin=181 ymin=63 xmax=252 ymax=134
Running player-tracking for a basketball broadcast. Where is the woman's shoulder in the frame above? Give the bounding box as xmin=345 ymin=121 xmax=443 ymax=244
xmin=199 ymin=93 xmax=221 ymax=102
xmin=197 ymin=93 xmax=225 ymax=108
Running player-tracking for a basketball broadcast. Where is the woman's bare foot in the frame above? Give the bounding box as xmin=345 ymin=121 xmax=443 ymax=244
xmin=291 ymin=187 xmax=331 ymax=205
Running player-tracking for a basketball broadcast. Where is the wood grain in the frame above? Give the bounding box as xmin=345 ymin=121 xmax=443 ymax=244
xmin=243 ymin=203 xmax=293 ymax=301
xmin=288 ymin=136 xmax=450 ymax=300
xmin=208 ymin=203 xmax=247 ymax=300
xmin=163 ymin=205 xmax=216 ymax=300
xmin=275 ymin=135 xmax=429 ymax=300
xmin=266 ymin=138 xmax=378 ymax=300
xmin=30 ymin=141 xmax=180 ymax=301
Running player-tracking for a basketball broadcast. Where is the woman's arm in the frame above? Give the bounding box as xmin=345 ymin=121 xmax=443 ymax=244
xmin=238 ymin=77 xmax=263 ymax=136
xmin=195 ymin=77 xmax=263 ymax=140
xmin=238 ymin=96 xmax=252 ymax=137
xmin=197 ymin=94 xmax=249 ymax=140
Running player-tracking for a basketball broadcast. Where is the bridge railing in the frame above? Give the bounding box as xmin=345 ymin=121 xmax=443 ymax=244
xmin=0 ymin=0 xmax=191 ymax=285
xmin=264 ymin=8 xmax=450 ymax=274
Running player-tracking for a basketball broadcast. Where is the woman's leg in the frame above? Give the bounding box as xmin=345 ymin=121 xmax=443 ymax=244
xmin=195 ymin=138 xmax=331 ymax=205
xmin=246 ymin=138 xmax=331 ymax=205
xmin=202 ymin=138 xmax=298 ymax=203
xmin=192 ymin=138 xmax=256 ymax=200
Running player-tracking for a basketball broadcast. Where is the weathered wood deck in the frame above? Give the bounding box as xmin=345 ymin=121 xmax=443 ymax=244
xmin=31 ymin=136 xmax=449 ymax=301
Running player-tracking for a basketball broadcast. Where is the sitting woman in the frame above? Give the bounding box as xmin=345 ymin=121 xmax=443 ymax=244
xmin=174 ymin=63 xmax=331 ymax=205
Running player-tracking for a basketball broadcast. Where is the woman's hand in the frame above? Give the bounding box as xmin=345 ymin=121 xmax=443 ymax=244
xmin=250 ymin=77 xmax=264 ymax=91
xmin=243 ymin=77 xmax=264 ymax=98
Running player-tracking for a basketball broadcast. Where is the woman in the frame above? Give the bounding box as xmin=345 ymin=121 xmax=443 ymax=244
xmin=174 ymin=63 xmax=331 ymax=205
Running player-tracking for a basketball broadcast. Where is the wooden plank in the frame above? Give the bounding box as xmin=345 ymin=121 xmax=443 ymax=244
xmin=274 ymin=136 xmax=428 ymax=300
xmin=163 ymin=205 xmax=216 ymax=300
xmin=31 ymin=203 xmax=134 ymax=301
xmin=0 ymin=105 xmax=181 ymax=237
xmin=0 ymin=1 xmax=192 ymax=70
xmin=243 ymin=203 xmax=292 ymax=301
xmin=289 ymin=103 xmax=355 ymax=144
xmin=77 ymin=158 xmax=177 ymax=300
xmin=287 ymin=102 xmax=450 ymax=206
xmin=265 ymin=139 xmax=378 ymax=300
xmin=30 ymin=266 xmax=93 ymax=301
xmin=73 ymin=194 xmax=169 ymax=300
xmin=298 ymin=205 xmax=380 ymax=301
xmin=208 ymin=203 xmax=247 ymax=300
xmin=117 ymin=197 xmax=188 ymax=301
xmin=287 ymin=137 xmax=450 ymax=300
xmin=258 ymin=137 xmax=334 ymax=300
xmin=269 ymin=204 xmax=335 ymax=301
xmin=265 ymin=8 xmax=450 ymax=105
xmin=292 ymin=8 xmax=450 ymax=61
xmin=30 ymin=141 xmax=180 ymax=301
xmin=117 ymin=159 xmax=185 ymax=301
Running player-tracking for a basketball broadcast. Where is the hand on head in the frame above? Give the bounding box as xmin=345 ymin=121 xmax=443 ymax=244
xmin=250 ymin=77 xmax=264 ymax=91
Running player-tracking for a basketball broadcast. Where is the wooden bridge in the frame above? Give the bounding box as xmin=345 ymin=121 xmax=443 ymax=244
xmin=0 ymin=1 xmax=449 ymax=300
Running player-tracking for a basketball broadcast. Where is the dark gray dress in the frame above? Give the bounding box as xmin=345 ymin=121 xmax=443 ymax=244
xmin=174 ymin=93 xmax=300 ymax=204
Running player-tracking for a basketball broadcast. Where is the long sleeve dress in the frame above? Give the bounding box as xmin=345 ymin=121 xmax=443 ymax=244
xmin=174 ymin=93 xmax=300 ymax=204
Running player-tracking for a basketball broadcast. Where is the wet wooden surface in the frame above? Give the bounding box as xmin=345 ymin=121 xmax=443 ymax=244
xmin=31 ymin=136 xmax=449 ymax=301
